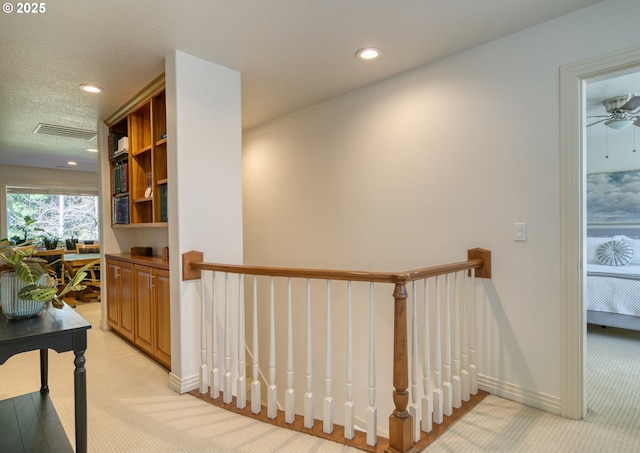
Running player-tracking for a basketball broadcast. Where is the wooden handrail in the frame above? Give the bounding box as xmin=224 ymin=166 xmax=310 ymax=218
xmin=182 ymin=248 xmax=491 ymax=283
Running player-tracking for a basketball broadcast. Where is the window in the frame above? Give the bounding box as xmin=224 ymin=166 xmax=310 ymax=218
xmin=6 ymin=186 xmax=99 ymax=245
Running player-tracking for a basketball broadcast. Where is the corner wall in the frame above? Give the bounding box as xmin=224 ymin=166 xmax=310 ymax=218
xmin=165 ymin=50 xmax=243 ymax=392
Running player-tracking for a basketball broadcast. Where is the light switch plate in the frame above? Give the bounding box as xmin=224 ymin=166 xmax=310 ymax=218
xmin=514 ymin=223 xmax=527 ymax=241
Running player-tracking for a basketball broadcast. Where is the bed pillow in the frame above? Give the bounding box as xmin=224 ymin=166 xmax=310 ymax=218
xmin=612 ymin=235 xmax=640 ymax=265
xmin=586 ymin=236 xmax=612 ymax=263
xmin=596 ymin=240 xmax=635 ymax=266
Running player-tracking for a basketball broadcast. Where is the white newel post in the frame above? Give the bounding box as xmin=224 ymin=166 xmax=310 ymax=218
xmin=268 ymin=277 xmax=278 ymax=418
xmin=236 ymin=274 xmax=246 ymax=409
xmin=409 ymin=281 xmax=421 ymax=442
xmin=433 ymin=276 xmax=443 ymax=425
xmin=251 ymin=276 xmax=261 ymax=413
xmin=285 ymin=278 xmax=295 ymax=424
xmin=367 ymin=282 xmax=377 ymax=446
xmin=323 ymin=280 xmax=334 ymax=434
xmin=421 ymin=278 xmax=433 ymax=433
xmin=344 ymin=281 xmax=355 ymax=440
xmin=304 ymin=279 xmax=314 ymax=429
xmin=199 ymin=276 xmax=209 ymax=394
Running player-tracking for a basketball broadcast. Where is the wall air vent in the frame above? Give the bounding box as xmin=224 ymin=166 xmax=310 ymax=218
xmin=33 ymin=123 xmax=97 ymax=141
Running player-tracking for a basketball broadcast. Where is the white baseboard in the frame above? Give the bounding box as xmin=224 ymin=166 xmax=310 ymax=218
xmin=169 ymin=372 xmax=200 ymax=394
xmin=478 ymin=374 xmax=561 ymax=415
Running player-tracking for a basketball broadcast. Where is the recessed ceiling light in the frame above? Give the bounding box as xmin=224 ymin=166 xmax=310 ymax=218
xmin=356 ymin=47 xmax=382 ymax=61
xmin=67 ymin=161 xmax=78 ymax=166
xmin=79 ymin=84 xmax=103 ymax=94
xmin=86 ymin=148 xmax=98 ymax=153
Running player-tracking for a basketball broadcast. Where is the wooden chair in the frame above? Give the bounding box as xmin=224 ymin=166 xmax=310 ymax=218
xmin=76 ymin=243 xmax=100 ymax=254
xmin=66 ymin=244 xmax=101 ymax=302
xmin=34 ymin=248 xmax=65 ymax=284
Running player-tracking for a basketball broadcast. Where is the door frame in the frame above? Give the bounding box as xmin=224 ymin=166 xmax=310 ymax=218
xmin=560 ymin=45 xmax=640 ymax=419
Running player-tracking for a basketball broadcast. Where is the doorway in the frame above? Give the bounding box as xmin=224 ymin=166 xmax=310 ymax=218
xmin=560 ymin=45 xmax=640 ymax=420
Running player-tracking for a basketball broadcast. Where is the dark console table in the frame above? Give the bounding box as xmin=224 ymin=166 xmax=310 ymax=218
xmin=0 ymin=304 xmax=91 ymax=453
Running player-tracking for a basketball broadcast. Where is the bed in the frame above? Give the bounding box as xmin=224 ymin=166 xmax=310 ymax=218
xmin=586 ymin=228 xmax=640 ymax=331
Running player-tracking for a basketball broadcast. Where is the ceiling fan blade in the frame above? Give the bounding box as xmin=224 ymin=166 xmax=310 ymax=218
xmin=587 ymin=119 xmax=609 ymax=127
xmin=620 ymin=95 xmax=640 ymax=111
xmin=587 ymin=115 xmax=610 ymax=118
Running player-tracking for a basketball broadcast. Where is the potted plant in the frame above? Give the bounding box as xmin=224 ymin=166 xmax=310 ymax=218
xmin=0 ymin=239 xmax=97 ymax=319
xmin=41 ymin=233 xmax=60 ymax=250
xmin=65 ymin=229 xmax=79 ymax=251
xmin=10 ymin=215 xmax=43 ymax=245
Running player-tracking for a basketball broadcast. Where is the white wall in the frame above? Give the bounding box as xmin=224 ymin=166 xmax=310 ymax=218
xmin=242 ymin=0 xmax=640 ymax=423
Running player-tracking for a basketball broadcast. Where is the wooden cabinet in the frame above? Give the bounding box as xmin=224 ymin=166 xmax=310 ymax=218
xmin=153 ymin=268 xmax=171 ymax=367
xmin=106 ymin=258 xmax=134 ymax=342
xmin=106 ymin=254 xmax=170 ymax=369
xmin=105 ymin=75 xmax=168 ymax=226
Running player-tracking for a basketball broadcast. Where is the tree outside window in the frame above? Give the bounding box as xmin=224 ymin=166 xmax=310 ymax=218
xmin=7 ymin=192 xmax=99 ymax=245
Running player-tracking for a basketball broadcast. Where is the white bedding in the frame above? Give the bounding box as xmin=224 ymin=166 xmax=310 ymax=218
xmin=587 ymin=263 xmax=640 ymax=316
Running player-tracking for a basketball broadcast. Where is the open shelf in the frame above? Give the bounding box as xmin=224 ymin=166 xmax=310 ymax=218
xmin=106 ymin=76 xmax=167 ymax=226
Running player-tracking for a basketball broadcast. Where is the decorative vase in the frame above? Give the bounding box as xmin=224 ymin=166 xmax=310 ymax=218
xmin=0 ymin=271 xmax=47 ymax=319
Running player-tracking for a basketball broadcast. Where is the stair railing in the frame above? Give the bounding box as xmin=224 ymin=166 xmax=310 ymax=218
xmin=183 ymin=248 xmax=491 ymax=453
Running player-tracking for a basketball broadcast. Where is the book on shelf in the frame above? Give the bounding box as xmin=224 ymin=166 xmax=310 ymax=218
xmin=159 ymin=184 xmax=168 ymax=222
xmin=112 ymin=195 xmax=130 ymax=224
xmin=111 ymin=162 xmax=128 ymax=194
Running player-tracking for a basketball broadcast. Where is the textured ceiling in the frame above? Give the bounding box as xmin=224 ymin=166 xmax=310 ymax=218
xmin=0 ymin=0 xmax=602 ymax=173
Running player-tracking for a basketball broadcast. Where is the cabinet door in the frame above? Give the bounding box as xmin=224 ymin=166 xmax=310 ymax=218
xmin=134 ymin=265 xmax=153 ymax=354
xmin=153 ymin=268 xmax=171 ymax=369
xmin=119 ymin=262 xmax=135 ymax=341
xmin=106 ymin=260 xmax=120 ymax=328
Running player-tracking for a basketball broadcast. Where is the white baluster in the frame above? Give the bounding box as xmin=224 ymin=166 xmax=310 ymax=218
xmin=366 ymin=282 xmax=377 ymax=446
xmin=251 ymin=276 xmax=262 ymax=413
xmin=304 ymin=279 xmax=314 ymax=428
xmin=323 ymin=280 xmax=334 ymax=434
xmin=452 ymin=272 xmax=462 ymax=409
xmin=210 ymin=272 xmax=220 ymax=399
xmin=421 ymin=278 xmax=433 ymax=433
xmin=443 ymin=274 xmax=453 ymax=416
xmin=433 ymin=276 xmax=443 ymax=424
xmin=199 ymin=275 xmax=209 ymax=394
xmin=237 ymin=274 xmax=247 ymax=409
xmin=409 ymin=281 xmax=420 ymax=442
xmin=469 ymin=268 xmax=478 ymax=395
xmin=285 ymin=278 xmax=295 ymax=424
xmin=344 ymin=281 xmax=354 ymax=440
xmin=268 ymin=277 xmax=278 ymax=418
xmin=461 ymin=271 xmax=470 ymax=402
xmin=223 ymin=273 xmax=232 ymax=404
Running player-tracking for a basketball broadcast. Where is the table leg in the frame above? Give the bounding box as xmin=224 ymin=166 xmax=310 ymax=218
xmin=39 ymin=348 xmax=49 ymax=393
xmin=74 ymin=333 xmax=88 ymax=453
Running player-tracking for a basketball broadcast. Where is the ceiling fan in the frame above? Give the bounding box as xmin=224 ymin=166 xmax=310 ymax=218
xmin=587 ymin=94 xmax=640 ymax=129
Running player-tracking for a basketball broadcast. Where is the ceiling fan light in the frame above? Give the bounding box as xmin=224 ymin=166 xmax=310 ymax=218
xmin=605 ymin=118 xmax=635 ymax=129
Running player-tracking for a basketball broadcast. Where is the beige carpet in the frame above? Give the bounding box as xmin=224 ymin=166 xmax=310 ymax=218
xmin=423 ymin=324 xmax=640 ymax=453
xmin=1 ymin=303 xmax=639 ymax=452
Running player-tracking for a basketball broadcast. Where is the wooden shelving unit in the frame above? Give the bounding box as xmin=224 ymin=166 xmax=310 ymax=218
xmin=105 ymin=75 xmax=168 ymax=227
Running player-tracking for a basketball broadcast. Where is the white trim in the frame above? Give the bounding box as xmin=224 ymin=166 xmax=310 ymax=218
xmin=559 ymin=45 xmax=640 ymax=420
xmin=169 ymin=372 xmax=200 ymax=394
xmin=478 ymin=375 xmax=561 ymax=414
